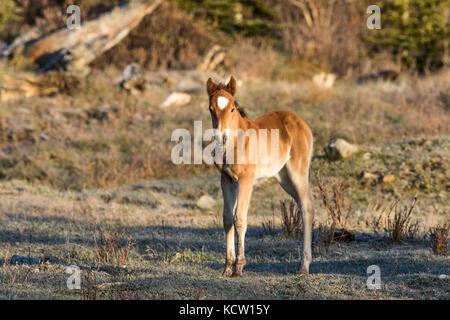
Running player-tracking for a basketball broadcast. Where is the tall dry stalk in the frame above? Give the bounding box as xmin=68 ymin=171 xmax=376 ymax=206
xmin=280 ymin=199 xmax=302 ymax=237
xmin=316 ymin=174 xmax=352 ymax=229
xmin=93 ymin=225 xmax=135 ymax=267
xmin=385 ymin=198 xmax=418 ymax=243
xmin=429 ymin=224 xmax=449 ymax=254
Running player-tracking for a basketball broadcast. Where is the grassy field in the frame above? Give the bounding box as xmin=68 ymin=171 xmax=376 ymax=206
xmin=0 ymin=131 xmax=448 ymax=299
xmin=1 ymin=68 xmax=449 ymax=190
xmin=1 ymin=65 xmax=449 ymax=299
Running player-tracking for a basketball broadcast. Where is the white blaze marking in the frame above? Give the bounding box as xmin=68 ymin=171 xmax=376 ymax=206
xmin=217 ymin=96 xmax=229 ymax=110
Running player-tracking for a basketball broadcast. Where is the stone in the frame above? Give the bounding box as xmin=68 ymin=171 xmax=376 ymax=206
xmin=382 ymin=175 xmax=396 ymax=183
xmin=362 ymin=152 xmax=371 ymax=160
xmin=324 ymin=138 xmax=359 ymax=160
xmin=160 ymin=92 xmax=191 ymax=108
xmin=196 ymin=195 xmax=216 ymax=210
xmin=360 ymin=171 xmax=378 ymax=180
xmin=312 ymin=72 xmax=336 ymax=88
xmin=10 ymin=255 xmax=41 ymax=265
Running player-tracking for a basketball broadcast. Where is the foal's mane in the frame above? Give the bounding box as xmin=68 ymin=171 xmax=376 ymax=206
xmin=214 ymin=83 xmax=248 ymax=118
xmin=234 ymin=100 xmax=247 ymax=118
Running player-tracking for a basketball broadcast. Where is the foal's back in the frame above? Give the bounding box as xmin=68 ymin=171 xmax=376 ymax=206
xmin=253 ymin=110 xmax=313 ymax=156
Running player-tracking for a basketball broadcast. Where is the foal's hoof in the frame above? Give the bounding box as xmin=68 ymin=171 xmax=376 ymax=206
xmin=232 ymin=264 xmax=244 ymax=277
xmin=297 ymin=265 xmax=310 ymax=275
xmin=231 ymin=271 xmax=243 ymax=277
xmin=222 ymin=268 xmax=233 ymax=278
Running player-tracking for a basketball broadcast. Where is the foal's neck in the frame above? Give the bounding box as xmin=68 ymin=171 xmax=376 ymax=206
xmin=235 ymin=112 xmax=253 ymax=131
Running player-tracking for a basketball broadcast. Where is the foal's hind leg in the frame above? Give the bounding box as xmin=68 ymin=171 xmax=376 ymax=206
xmin=279 ymin=162 xmax=315 ymax=274
xmin=276 ymin=166 xmax=300 ymax=203
xmin=297 ymin=182 xmax=314 ymax=274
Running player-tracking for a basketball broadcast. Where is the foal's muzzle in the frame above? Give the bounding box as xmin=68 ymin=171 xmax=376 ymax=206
xmin=214 ymin=130 xmax=227 ymax=148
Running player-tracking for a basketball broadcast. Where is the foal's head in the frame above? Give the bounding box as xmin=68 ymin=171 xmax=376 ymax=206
xmin=206 ymin=76 xmax=243 ymax=145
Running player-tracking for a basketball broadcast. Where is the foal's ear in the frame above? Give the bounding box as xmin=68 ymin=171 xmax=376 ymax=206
xmin=206 ymin=78 xmax=218 ymax=96
xmin=226 ymin=76 xmax=237 ymax=96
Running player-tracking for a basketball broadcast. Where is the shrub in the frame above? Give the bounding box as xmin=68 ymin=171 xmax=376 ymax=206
xmin=280 ymin=199 xmax=302 ymax=237
xmin=365 ymin=0 xmax=449 ymax=73
xmin=93 ymin=225 xmax=135 ymax=267
xmin=176 ymin=0 xmax=278 ymax=37
xmin=0 ymin=0 xmax=22 ymax=42
xmin=314 ymin=174 xmax=355 ymax=247
xmin=316 ymin=175 xmax=352 ymax=229
xmin=92 ymin=1 xmax=216 ymax=71
xmin=278 ymin=0 xmax=370 ymax=77
xmin=429 ymin=224 xmax=449 ymax=254
xmin=385 ymin=198 xmax=419 ymax=243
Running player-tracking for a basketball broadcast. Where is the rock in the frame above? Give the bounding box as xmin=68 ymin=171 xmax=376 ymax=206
xmin=381 ymin=174 xmax=396 ymax=183
xmin=312 ymin=72 xmax=336 ymax=88
xmin=122 ymin=63 xmax=142 ymax=82
xmin=357 ymin=69 xmax=399 ymax=84
xmin=10 ymin=255 xmax=42 ymax=265
xmin=397 ymin=162 xmax=406 ymax=170
xmin=160 ymin=92 xmax=191 ymax=108
xmin=360 ymin=171 xmax=377 ymax=180
xmin=333 ymin=228 xmax=356 ymax=242
xmin=362 ymin=152 xmax=371 ymax=160
xmin=120 ymin=63 xmax=147 ymax=95
xmin=40 ymin=133 xmax=49 ymax=141
xmin=324 ymin=138 xmax=358 ymax=160
xmin=121 ymin=77 xmax=147 ymax=95
xmin=196 ymin=195 xmax=216 ymax=210
xmin=419 ymin=139 xmax=433 ymax=147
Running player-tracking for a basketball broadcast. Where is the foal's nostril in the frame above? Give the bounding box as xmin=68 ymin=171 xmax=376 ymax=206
xmin=223 ymin=135 xmax=227 ymax=145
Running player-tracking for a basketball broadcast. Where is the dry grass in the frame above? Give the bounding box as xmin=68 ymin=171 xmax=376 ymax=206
xmin=280 ymin=199 xmax=302 ymax=238
xmin=385 ymin=198 xmax=419 ymax=243
xmin=92 ymin=1 xmax=217 ymax=71
xmin=313 ymin=174 xmax=356 ymax=248
xmin=93 ymin=225 xmax=135 ymax=267
xmin=316 ymin=174 xmax=352 ymax=230
xmin=113 ymin=290 xmax=138 ymax=300
xmin=0 ymin=247 xmax=28 ymax=287
xmin=82 ymin=269 xmax=138 ymax=300
xmin=429 ymin=224 xmax=449 ymax=254
xmin=261 ymin=207 xmax=276 ymax=236
xmin=278 ymin=0 xmax=372 ymax=77
xmin=83 ymin=270 xmax=99 ymax=300
xmin=0 ymin=67 xmax=448 ymax=191
xmin=0 ymin=160 xmax=449 ymax=299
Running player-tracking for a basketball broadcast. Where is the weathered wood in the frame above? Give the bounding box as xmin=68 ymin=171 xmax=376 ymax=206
xmin=0 ymin=72 xmax=81 ymax=102
xmin=6 ymin=0 xmax=162 ymax=73
xmin=197 ymin=45 xmax=226 ymax=72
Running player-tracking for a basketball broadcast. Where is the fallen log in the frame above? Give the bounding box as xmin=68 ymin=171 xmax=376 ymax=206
xmin=4 ymin=0 xmax=162 ymax=74
xmin=0 ymin=72 xmax=81 ymax=102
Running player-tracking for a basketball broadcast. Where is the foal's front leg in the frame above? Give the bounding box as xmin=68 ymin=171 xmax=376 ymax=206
xmin=233 ymin=175 xmax=254 ymax=277
xmin=221 ymin=174 xmax=238 ymax=277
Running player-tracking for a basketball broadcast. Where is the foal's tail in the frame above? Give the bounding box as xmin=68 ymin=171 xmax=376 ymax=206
xmin=307 ymin=138 xmax=313 ymax=182
xmin=306 ymin=126 xmax=314 ymax=183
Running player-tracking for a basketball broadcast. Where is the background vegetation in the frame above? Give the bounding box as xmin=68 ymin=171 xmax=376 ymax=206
xmin=1 ymin=0 xmax=448 ymax=76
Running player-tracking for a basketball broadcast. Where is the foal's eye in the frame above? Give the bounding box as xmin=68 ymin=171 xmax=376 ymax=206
xmin=231 ymin=108 xmax=235 ymax=113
